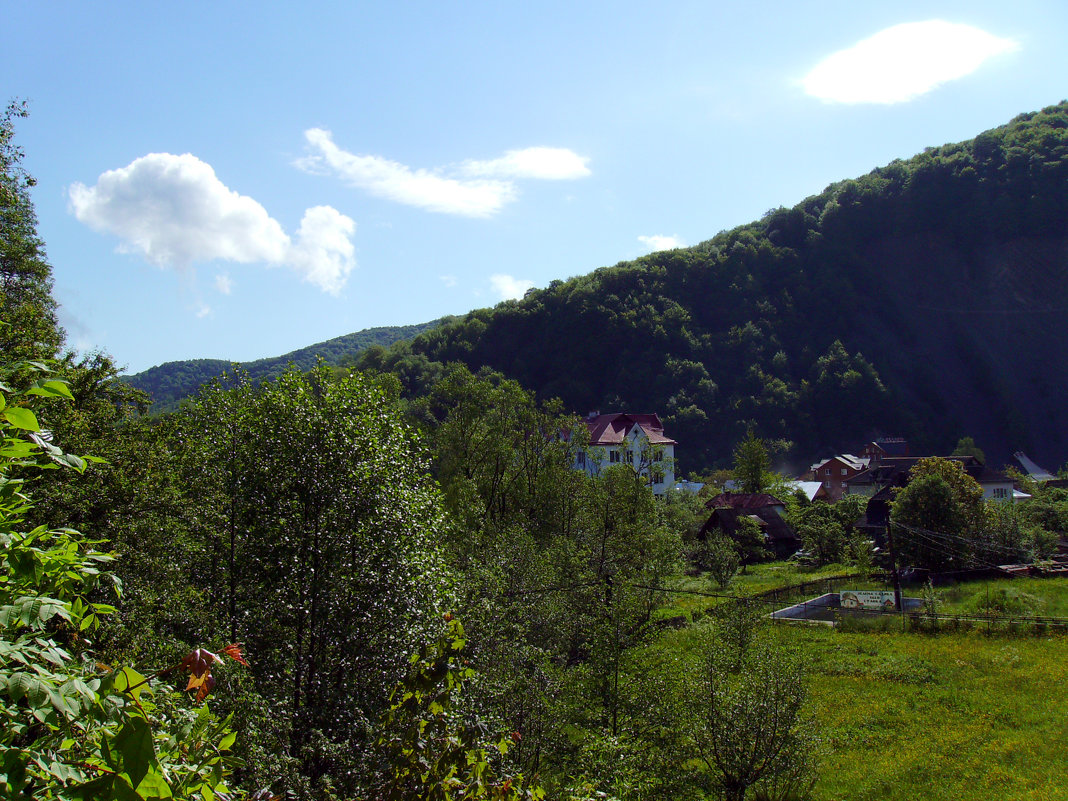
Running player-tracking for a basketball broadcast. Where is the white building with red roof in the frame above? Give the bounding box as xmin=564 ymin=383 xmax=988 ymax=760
xmin=575 ymin=412 xmax=676 ymax=494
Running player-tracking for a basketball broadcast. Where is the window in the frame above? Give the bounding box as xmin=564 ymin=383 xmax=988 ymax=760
xmin=610 ymin=450 xmax=621 ymax=463
xmin=825 ymin=468 xmax=832 ymax=476
xmin=842 ymin=468 xmax=848 ymax=476
xmin=653 ymin=448 xmax=663 ymax=462
xmin=576 ymin=452 xmax=585 ymax=467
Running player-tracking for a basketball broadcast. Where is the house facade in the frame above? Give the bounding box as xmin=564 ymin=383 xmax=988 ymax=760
xmin=575 ymin=412 xmax=676 ymax=495
xmin=806 ymin=454 xmax=870 ymax=501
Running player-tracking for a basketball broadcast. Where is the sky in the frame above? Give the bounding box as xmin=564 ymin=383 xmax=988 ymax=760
xmin=7 ymin=1 xmax=1067 ymax=373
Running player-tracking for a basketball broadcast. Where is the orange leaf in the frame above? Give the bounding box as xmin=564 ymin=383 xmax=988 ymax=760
xmin=222 ymin=643 xmax=249 ymax=666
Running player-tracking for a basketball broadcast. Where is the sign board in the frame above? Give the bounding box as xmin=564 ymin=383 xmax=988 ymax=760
xmin=840 ymin=590 xmax=897 ymax=611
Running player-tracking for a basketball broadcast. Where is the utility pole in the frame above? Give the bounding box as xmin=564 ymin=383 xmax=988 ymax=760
xmin=887 ymin=521 xmax=903 ymax=612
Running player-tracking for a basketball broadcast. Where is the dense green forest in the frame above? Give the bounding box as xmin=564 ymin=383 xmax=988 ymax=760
xmin=123 ymin=319 xmax=446 ymax=413
xmin=351 ymin=102 xmax=1068 ymax=473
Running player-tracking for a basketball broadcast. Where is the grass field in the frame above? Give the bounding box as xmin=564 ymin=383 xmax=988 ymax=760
xmin=654 ymin=570 xmax=1068 ymax=800
xmin=930 ymin=576 xmax=1068 ymax=620
xmin=797 ymin=625 xmax=1068 ymax=801
xmin=660 ymin=562 xmax=889 ymax=620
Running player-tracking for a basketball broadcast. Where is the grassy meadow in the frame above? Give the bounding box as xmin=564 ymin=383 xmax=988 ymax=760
xmin=651 ymin=571 xmax=1068 ymax=800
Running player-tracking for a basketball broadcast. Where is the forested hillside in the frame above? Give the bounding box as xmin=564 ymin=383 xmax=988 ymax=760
xmin=359 ymin=102 xmax=1068 ymax=473
xmin=124 ymin=318 xmax=446 ymax=412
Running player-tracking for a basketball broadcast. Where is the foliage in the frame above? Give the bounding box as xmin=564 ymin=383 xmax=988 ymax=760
xmin=661 ymin=488 xmax=708 ymax=543
xmin=649 ymin=612 xmax=816 ymax=801
xmin=0 ymin=359 xmax=246 ymax=800
xmin=376 ymin=617 xmax=543 ymax=801
xmin=786 ymin=495 xmax=865 ymax=566
xmin=0 ymin=102 xmax=65 ymax=362
xmin=890 ymin=458 xmax=986 ymax=571
xmin=175 ymin=366 xmax=453 ymax=796
xmin=123 ymin=319 xmax=447 ymax=414
xmin=732 ymin=429 xmax=771 ymax=494
xmin=695 ymin=534 xmax=740 ymax=589
xmin=950 ymin=436 xmax=985 ymax=463
xmin=732 ymin=515 xmax=770 ymax=574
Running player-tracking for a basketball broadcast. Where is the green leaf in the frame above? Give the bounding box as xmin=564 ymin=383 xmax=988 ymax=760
xmin=115 ymin=667 xmax=149 ymax=701
xmin=115 ymin=717 xmax=154 ymax=790
xmin=3 ymin=407 xmax=39 ymax=431
xmin=27 ymin=380 xmax=75 ymax=400
xmin=55 ymin=451 xmax=87 ymax=472
xmin=135 ymin=767 xmax=173 ymax=799
xmin=217 ymin=731 xmax=237 ymax=751
xmin=7 ymin=671 xmax=34 ymax=702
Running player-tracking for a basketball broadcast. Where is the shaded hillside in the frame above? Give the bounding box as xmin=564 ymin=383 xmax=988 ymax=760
xmin=360 ymin=103 xmax=1068 ymax=473
xmin=126 ymin=319 xmax=448 ymax=412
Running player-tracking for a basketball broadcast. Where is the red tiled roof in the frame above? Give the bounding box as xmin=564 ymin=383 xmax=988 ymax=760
xmin=585 ymin=413 xmax=677 ymax=446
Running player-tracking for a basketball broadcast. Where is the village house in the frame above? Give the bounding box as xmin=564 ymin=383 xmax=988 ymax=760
xmin=698 ymin=492 xmax=801 ymax=559
xmin=804 ymin=454 xmax=870 ymax=501
xmin=858 ymin=437 xmax=910 ymax=463
xmin=845 ymin=455 xmax=1017 ymax=542
xmin=574 ymin=412 xmax=677 ymax=495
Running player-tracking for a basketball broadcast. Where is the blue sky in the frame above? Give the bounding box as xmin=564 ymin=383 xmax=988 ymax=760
xmin=8 ymin=1 xmax=1066 ymax=373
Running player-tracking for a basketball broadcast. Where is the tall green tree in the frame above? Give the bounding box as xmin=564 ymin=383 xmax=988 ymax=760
xmin=176 ymin=367 xmax=453 ymax=796
xmin=731 ymin=429 xmax=770 ymax=494
xmin=890 ymin=457 xmax=985 ymax=571
xmin=0 ymin=101 xmax=64 ymax=361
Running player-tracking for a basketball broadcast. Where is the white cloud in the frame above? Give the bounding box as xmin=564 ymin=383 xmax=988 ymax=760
xmin=440 ymin=274 xmax=458 ymax=288
xmin=638 ymin=234 xmax=684 ymax=252
xmin=288 ymin=206 xmax=357 ymax=295
xmin=460 ymin=147 xmax=591 ymax=180
xmin=195 ymin=302 xmax=212 ymax=318
xmin=298 ymin=129 xmax=589 ymax=217
xmin=69 ymin=152 xmax=356 ymax=295
xmin=490 ymin=273 xmax=534 ymax=300
xmin=214 ymin=273 xmax=233 ymax=295
xmin=802 ymin=21 xmax=1019 ymax=104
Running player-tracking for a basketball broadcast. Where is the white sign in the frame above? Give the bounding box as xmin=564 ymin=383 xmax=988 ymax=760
xmin=840 ymin=590 xmax=897 ymax=611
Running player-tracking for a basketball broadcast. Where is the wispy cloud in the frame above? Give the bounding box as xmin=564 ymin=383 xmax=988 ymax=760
xmin=214 ymin=272 xmax=233 ymax=295
xmin=490 ymin=273 xmax=534 ymax=300
xmin=69 ymin=152 xmax=356 ymax=295
xmin=802 ymin=21 xmax=1019 ymax=104
xmin=297 ymin=129 xmax=590 ymax=218
xmin=440 ymin=274 xmax=458 ymax=288
xmin=638 ymin=234 xmax=684 ymax=252
xmin=460 ymin=147 xmax=590 ymax=180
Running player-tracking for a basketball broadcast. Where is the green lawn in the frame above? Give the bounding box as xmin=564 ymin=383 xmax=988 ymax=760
xmin=661 ymin=562 xmax=886 ymax=620
xmin=654 ymin=569 xmax=1068 ymax=800
xmin=929 ymin=576 xmax=1068 ymax=620
xmin=797 ymin=626 xmax=1068 ymax=801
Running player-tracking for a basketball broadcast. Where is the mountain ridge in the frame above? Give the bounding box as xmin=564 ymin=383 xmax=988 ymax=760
xmin=124 ymin=318 xmax=449 ymax=412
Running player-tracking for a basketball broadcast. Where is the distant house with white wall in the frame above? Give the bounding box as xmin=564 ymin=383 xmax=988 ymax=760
xmin=575 ymin=412 xmax=676 ymax=495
